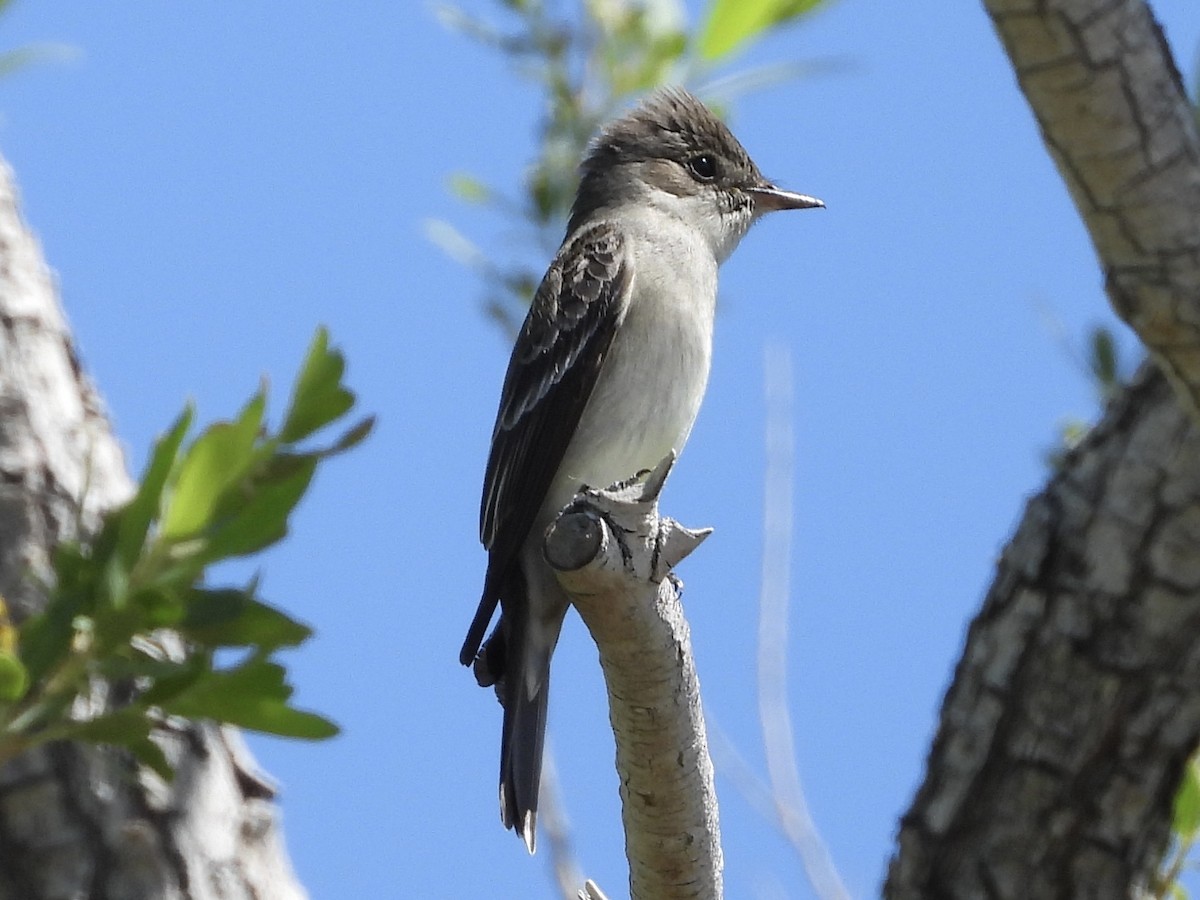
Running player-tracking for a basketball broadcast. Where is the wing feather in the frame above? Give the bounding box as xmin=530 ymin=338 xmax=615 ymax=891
xmin=460 ymin=222 xmax=630 ymax=664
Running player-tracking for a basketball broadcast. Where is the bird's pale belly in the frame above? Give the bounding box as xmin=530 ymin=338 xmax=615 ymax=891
xmin=557 ymin=384 xmax=697 ymax=490
xmin=547 ymin=310 xmax=712 ymax=516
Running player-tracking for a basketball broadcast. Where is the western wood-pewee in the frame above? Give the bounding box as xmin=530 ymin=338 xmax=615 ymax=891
xmin=460 ymin=87 xmax=822 ymax=853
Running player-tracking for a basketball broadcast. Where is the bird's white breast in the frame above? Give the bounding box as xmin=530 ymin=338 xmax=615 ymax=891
xmin=546 ymin=207 xmax=718 ymax=516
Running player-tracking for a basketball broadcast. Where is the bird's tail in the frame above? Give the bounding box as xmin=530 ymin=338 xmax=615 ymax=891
xmin=499 ymin=617 xmax=551 ymax=855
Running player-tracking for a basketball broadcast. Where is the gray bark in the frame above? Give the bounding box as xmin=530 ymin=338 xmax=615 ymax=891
xmin=0 ymin=158 xmax=305 ymax=899
xmin=886 ymin=0 xmax=1200 ymax=896
xmin=885 ymin=364 xmax=1199 ymax=898
xmin=990 ymin=0 xmax=1200 ymax=412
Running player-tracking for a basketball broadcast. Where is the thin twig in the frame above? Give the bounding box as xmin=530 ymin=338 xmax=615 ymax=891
xmin=539 ymin=749 xmax=586 ymax=900
xmin=758 ymin=342 xmax=850 ymax=900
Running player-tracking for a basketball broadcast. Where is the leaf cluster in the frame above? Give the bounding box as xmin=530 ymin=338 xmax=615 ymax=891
xmin=0 ymin=327 xmax=372 ymax=777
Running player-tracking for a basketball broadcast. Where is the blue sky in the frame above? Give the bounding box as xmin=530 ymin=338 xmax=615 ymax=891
xmin=0 ymin=2 xmax=1196 ymax=898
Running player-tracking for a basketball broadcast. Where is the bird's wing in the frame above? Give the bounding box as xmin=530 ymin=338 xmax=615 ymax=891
xmin=460 ymin=222 xmax=630 ymax=664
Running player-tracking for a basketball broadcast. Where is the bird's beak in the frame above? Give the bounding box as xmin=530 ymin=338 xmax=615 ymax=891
xmin=748 ymin=184 xmax=824 ymax=213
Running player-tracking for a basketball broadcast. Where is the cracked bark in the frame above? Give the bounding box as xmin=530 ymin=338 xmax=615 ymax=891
xmin=886 ymin=365 xmax=1200 ymax=897
xmin=0 ymin=158 xmax=305 ymax=899
xmin=886 ymin=1 xmax=1200 ymax=897
xmin=988 ymin=0 xmax=1200 ymax=415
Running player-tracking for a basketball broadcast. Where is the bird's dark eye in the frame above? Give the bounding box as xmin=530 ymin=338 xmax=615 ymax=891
xmin=687 ymin=154 xmax=717 ymax=181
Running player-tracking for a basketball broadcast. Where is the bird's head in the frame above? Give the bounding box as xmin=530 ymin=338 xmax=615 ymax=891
xmin=569 ymin=87 xmax=823 ymax=261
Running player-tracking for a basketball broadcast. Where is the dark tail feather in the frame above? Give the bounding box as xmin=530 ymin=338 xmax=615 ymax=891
xmin=467 ymin=564 xmax=549 ymax=851
xmin=460 ymin=595 xmax=497 ymax=667
xmin=499 ymin=632 xmax=550 ymax=854
xmin=460 ymin=571 xmax=502 ymax=666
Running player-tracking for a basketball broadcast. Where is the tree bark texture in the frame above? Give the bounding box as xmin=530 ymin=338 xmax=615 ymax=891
xmin=545 ymin=459 xmax=720 ymax=900
xmin=887 ymin=1 xmax=1200 ymax=896
xmin=0 ymin=159 xmax=306 ymax=899
xmin=886 ymin=364 xmax=1199 ymax=898
xmin=987 ymin=0 xmax=1200 ymax=414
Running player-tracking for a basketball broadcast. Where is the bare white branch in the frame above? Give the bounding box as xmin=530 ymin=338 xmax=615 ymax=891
xmin=546 ymin=460 xmax=719 ymax=900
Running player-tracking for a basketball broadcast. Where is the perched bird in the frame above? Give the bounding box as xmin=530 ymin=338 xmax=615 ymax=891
xmin=460 ymin=87 xmax=822 ymax=853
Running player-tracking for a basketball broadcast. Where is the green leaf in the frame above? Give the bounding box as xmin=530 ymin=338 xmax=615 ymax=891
xmin=115 ymin=406 xmax=193 ymax=569
xmin=180 ymin=588 xmax=312 ymax=651
xmin=19 ymin=582 xmax=85 ymax=684
xmin=21 ymin=541 xmax=104 ymax=682
xmin=698 ymin=0 xmax=826 ymax=61
xmin=181 ymin=695 xmax=339 ymax=740
xmin=93 ymin=651 xmax=192 ymax=684
xmin=1174 ymin=756 xmax=1200 ymax=840
xmin=58 ymin=710 xmax=173 ymax=780
xmin=136 ymin=648 xmax=210 ymax=708
xmin=325 ymin=415 xmax=376 ymax=456
xmin=448 ymin=172 xmax=492 ymax=204
xmin=90 ymin=606 xmax=146 ymax=655
xmin=160 ymin=659 xmax=338 ymax=740
xmin=129 ymin=587 xmax=186 ymax=628
xmin=161 ymin=391 xmax=265 ymax=539
xmin=200 ymin=453 xmax=316 ymax=561
xmin=0 ymin=43 xmax=80 ymax=80
xmin=0 ymin=652 xmax=28 ymax=702
xmin=138 ymin=664 xmax=207 ymax=707
xmin=122 ymin=734 xmax=174 ymax=780
xmin=60 ymin=708 xmax=149 ymax=743
xmin=102 ymin=554 xmax=130 ymax=612
xmin=280 ymin=327 xmax=354 ymax=444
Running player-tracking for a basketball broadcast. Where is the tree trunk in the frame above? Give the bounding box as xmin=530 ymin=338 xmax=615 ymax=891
xmin=886 ymin=364 xmax=1199 ymax=897
xmin=0 ymin=158 xmax=306 ymax=900
xmin=886 ymin=0 xmax=1200 ymax=895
